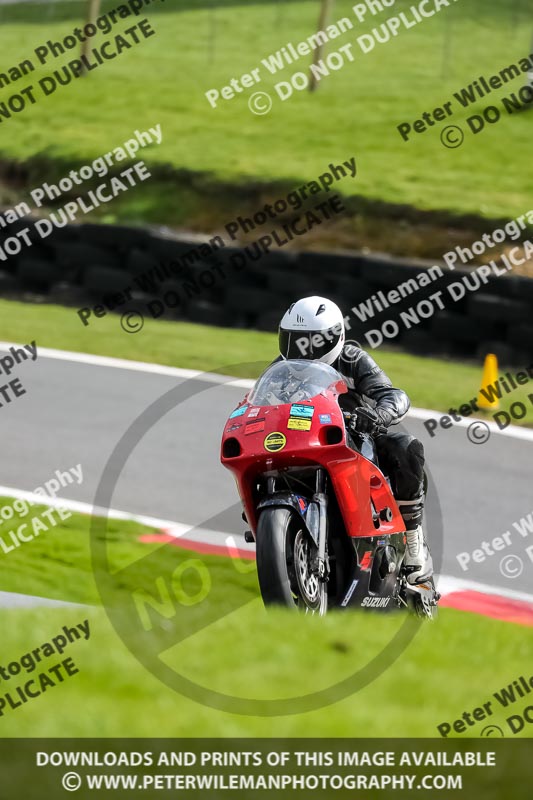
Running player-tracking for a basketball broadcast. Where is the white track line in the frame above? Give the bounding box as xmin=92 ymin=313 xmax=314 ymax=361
xmin=0 ymin=342 xmax=253 ymax=389
xmin=0 ymin=487 xmax=531 ymax=609
xmin=1 ymin=342 xmax=532 ymax=442
xmin=408 ymin=404 xmax=533 ymax=442
xmin=0 ymin=485 xmax=228 ymax=544
xmin=436 ymin=574 xmax=533 ymax=606
xmin=0 ymin=591 xmax=84 ymax=609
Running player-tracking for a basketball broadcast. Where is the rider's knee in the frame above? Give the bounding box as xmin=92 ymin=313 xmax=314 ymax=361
xmin=407 ymin=438 xmax=425 ymax=476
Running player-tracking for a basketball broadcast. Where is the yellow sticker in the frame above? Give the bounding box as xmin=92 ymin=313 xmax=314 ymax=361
xmin=287 ymin=417 xmax=312 ymax=431
xmin=264 ymin=432 xmax=287 ymax=452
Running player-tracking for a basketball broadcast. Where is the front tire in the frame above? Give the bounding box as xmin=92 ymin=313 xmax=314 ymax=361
xmin=256 ymin=507 xmax=327 ymax=614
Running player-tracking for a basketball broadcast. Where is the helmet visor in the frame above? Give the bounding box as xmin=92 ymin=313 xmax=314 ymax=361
xmin=279 ymin=326 xmax=343 ymax=361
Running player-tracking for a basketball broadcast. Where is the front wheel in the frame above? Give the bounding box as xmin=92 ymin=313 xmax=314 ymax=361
xmin=256 ymin=507 xmax=327 ymax=614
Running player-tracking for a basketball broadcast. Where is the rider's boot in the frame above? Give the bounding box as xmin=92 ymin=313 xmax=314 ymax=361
xmin=404 ymin=525 xmax=434 ymax=586
xmin=397 ymin=497 xmax=434 ymax=586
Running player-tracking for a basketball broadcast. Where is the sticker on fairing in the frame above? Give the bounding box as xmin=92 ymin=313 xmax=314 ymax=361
xmin=245 ymin=419 xmax=265 ymax=434
xmin=290 ymin=403 xmax=314 ymax=419
xmin=248 ymin=407 xmax=261 ymax=417
xmin=296 ymin=496 xmax=308 ymax=513
xmin=341 ymin=579 xmax=359 ymax=608
xmin=264 ymin=432 xmax=286 ymax=452
xmin=225 ymin=423 xmax=242 ymax=433
xmin=287 ymin=417 xmax=312 ymax=431
xmin=319 ymin=414 xmax=332 ymax=424
xmin=360 ymin=551 xmax=374 ymax=571
xmin=229 ymin=405 xmax=248 ymax=419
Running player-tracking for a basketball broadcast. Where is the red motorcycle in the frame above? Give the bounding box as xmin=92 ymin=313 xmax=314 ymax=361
xmin=220 ymin=359 xmax=438 ymax=618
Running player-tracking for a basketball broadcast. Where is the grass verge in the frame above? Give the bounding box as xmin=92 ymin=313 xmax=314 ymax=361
xmin=0 ymin=0 xmax=531 ymax=224
xmin=0 ymin=497 xmax=531 ymax=737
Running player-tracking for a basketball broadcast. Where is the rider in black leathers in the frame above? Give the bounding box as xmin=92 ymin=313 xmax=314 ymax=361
xmin=277 ymin=295 xmax=433 ymax=586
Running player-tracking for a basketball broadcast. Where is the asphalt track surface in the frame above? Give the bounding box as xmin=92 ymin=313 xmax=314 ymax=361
xmin=0 ymin=344 xmax=532 ymax=598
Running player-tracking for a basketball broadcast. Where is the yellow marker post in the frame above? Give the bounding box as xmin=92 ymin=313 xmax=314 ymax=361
xmin=477 ymin=353 xmax=500 ymax=410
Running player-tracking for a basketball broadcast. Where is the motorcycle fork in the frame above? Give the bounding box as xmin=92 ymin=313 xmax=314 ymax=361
xmin=313 ymin=469 xmax=328 ymax=581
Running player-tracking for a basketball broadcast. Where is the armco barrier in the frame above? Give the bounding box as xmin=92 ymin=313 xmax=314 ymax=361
xmin=0 ymin=217 xmax=531 ymax=365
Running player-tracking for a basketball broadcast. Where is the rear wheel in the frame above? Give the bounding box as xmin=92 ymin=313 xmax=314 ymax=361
xmin=256 ymin=507 xmax=327 ymax=614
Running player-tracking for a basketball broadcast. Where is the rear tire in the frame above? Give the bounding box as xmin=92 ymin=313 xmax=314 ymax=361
xmin=256 ymin=507 xmax=327 ymax=613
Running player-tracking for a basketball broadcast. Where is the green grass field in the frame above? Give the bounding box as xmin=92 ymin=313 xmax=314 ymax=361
xmin=0 ymin=0 xmax=531 ymax=225
xmin=0 ymin=498 xmax=532 ymax=737
xmin=1 ymin=297 xmax=531 ymax=424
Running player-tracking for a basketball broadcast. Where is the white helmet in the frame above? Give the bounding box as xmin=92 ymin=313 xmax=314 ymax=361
xmin=278 ymin=296 xmax=345 ymax=366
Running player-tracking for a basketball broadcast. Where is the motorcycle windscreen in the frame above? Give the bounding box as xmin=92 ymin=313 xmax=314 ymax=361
xmin=249 ymin=359 xmax=346 ymax=406
xmin=278 ymin=327 xmax=342 ymax=361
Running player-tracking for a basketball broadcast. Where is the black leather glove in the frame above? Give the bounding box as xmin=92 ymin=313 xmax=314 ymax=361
xmin=350 ymin=407 xmax=391 ymax=436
